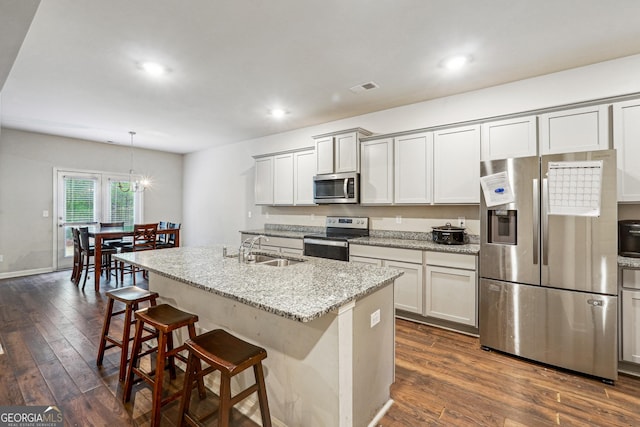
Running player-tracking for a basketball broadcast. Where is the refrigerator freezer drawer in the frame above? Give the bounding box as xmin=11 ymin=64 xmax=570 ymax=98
xmin=479 ymin=279 xmax=618 ymax=381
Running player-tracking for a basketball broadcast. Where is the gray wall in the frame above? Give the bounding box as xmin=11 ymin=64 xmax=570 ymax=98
xmin=0 ymin=128 xmax=183 ymax=276
xmin=183 ymin=54 xmax=640 ymax=248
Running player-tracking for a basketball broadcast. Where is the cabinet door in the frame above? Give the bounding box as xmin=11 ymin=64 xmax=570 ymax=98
xmin=394 ymin=132 xmax=433 ymax=204
xmin=481 ymin=116 xmax=537 ymax=160
xmin=613 ymin=100 xmax=640 ymax=202
xmin=315 ymin=136 xmax=334 ymax=174
xmin=622 ymin=289 xmax=640 ymax=363
xmin=293 ymin=149 xmax=316 ymax=205
xmin=425 ymin=265 xmax=477 ymax=326
xmin=539 ymin=105 xmax=609 ymax=155
xmin=254 ymin=157 xmax=274 ymax=205
xmin=360 ymin=138 xmax=393 ymax=204
xmin=273 ymin=153 xmax=294 ymax=205
xmin=335 ymin=132 xmax=359 ymax=173
xmin=433 ymin=125 xmax=480 ymax=203
xmin=386 ymin=260 xmax=423 ymax=314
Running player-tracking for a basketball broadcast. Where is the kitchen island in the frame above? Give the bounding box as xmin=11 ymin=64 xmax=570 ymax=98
xmin=115 ymin=246 xmax=403 ymax=427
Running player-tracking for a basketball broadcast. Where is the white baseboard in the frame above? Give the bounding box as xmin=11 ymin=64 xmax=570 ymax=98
xmin=0 ymin=267 xmax=54 ymax=280
xmin=368 ymin=399 xmax=394 ymax=427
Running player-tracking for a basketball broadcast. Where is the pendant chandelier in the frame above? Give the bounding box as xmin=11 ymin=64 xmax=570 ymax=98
xmin=117 ymin=131 xmax=151 ymax=193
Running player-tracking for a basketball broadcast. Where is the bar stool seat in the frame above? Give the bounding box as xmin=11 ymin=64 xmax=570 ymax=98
xmin=179 ymin=329 xmax=272 ymax=427
xmin=96 ymin=286 xmax=159 ymax=382
xmin=123 ymin=304 xmax=205 ymax=427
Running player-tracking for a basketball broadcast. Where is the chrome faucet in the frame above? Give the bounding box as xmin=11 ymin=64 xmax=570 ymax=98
xmin=238 ymin=235 xmax=269 ymax=263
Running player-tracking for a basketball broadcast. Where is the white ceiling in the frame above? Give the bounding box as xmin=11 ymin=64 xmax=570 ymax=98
xmin=2 ymin=0 xmax=640 ymax=154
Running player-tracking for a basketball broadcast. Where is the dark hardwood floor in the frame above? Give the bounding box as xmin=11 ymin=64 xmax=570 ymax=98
xmin=1 ymin=270 xmax=639 ymax=426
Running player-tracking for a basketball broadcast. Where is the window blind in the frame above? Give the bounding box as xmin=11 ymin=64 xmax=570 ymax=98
xmin=64 ymin=177 xmax=97 ymax=223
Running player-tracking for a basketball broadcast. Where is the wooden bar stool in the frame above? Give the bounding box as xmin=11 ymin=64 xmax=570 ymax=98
xmin=96 ymin=286 xmax=159 ymax=382
xmin=179 ymin=329 xmax=272 ymax=427
xmin=123 ymin=304 xmax=205 ymax=427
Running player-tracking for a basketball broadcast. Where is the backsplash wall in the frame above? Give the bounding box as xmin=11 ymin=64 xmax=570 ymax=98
xmin=249 ymin=204 xmax=480 ymax=235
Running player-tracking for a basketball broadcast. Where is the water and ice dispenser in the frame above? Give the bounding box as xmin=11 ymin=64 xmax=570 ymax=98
xmin=487 ymin=209 xmax=517 ymax=245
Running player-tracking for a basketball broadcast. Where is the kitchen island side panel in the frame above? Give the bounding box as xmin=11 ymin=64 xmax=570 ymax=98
xmin=149 ymin=272 xmax=394 ymax=427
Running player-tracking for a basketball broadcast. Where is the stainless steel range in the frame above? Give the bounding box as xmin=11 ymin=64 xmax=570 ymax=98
xmin=303 ymin=216 xmax=369 ymax=261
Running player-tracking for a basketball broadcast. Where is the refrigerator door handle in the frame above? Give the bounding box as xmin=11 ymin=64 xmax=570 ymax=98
xmin=542 ymin=178 xmax=549 ymax=266
xmin=533 ymin=178 xmax=539 ymax=265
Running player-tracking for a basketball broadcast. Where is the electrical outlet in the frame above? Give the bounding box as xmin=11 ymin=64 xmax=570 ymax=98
xmin=0 ymin=255 xmax=4 ymax=262
xmin=395 ymin=215 xmax=402 ymax=224
xmin=42 ymin=210 xmax=49 ymax=217
xmin=370 ymin=309 xmax=380 ymax=327
xmin=247 ymin=211 xmax=252 ymax=218
xmin=458 ymin=216 xmax=466 ymax=227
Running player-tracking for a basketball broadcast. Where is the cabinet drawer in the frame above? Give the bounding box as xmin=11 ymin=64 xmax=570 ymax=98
xmin=263 ymin=236 xmax=303 ymax=250
xmin=425 ymin=251 xmax=476 ymax=270
xmin=621 ymin=269 xmax=640 ymax=290
xmin=349 ymin=244 xmax=422 ymax=264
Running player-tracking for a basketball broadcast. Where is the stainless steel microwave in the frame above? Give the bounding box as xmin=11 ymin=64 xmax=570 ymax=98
xmin=313 ymin=172 xmax=359 ymax=204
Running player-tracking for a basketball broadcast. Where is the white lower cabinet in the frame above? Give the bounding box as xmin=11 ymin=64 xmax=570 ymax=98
xmin=424 ymin=252 xmax=477 ymax=327
xmin=350 ymin=245 xmax=424 ymax=314
xmin=621 ymin=268 xmax=640 ymax=364
xmin=386 ymin=260 xmax=424 ymax=314
xmin=351 ymin=245 xmax=478 ymax=326
xmin=622 ymin=289 xmax=640 ymax=364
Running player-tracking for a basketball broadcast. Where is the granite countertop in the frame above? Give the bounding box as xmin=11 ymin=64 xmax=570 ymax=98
xmin=241 ymin=225 xmax=480 ymax=255
xmin=619 ymin=255 xmax=640 ymax=269
xmin=114 ymin=246 xmax=403 ymax=323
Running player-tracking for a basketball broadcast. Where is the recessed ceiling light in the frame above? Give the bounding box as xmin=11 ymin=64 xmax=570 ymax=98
xmin=442 ymin=55 xmax=471 ymax=71
xmin=269 ymin=108 xmax=288 ymax=118
xmin=140 ymin=61 xmax=168 ymax=76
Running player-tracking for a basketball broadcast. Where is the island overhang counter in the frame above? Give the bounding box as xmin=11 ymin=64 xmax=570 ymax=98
xmin=115 ymin=246 xmax=403 ymax=427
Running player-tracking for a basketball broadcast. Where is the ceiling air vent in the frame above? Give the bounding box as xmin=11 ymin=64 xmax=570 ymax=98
xmin=349 ymin=81 xmax=379 ymax=93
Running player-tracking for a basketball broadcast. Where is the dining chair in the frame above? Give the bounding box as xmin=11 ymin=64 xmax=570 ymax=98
xmin=100 ymin=221 xmax=125 ymax=283
xmin=156 ymin=221 xmax=167 ymax=245
xmin=71 ymin=227 xmax=83 ymax=286
xmin=119 ymin=223 xmax=158 ymax=285
xmin=156 ymin=222 xmax=180 ymax=249
xmin=78 ymin=227 xmax=117 ymax=290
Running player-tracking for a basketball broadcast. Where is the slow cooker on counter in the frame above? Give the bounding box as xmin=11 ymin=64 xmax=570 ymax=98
xmin=432 ymin=223 xmax=467 ymax=245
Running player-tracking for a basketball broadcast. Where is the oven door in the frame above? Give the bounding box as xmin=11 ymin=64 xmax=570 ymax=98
xmin=303 ymin=238 xmax=349 ymax=261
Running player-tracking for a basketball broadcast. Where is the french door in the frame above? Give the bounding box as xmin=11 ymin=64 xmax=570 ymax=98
xmin=54 ymin=169 xmax=143 ymax=270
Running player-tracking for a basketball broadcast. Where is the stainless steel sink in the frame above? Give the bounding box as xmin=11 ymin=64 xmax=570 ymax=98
xmin=245 ymin=254 xmax=303 ymax=267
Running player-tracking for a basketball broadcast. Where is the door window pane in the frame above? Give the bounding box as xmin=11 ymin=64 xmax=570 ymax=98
xmin=109 ymin=180 xmax=136 ymax=227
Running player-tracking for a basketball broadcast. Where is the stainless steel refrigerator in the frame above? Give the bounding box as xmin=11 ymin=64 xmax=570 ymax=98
xmin=479 ymin=149 xmax=618 ymax=382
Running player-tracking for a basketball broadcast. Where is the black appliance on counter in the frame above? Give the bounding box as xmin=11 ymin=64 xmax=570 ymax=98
xmin=619 ymin=219 xmax=640 ymax=257
xmin=303 ymin=216 xmax=369 ymax=261
xmin=432 ymin=222 xmax=467 ymax=245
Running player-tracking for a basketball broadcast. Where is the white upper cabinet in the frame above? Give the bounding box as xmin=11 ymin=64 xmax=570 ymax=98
xmin=481 ymin=116 xmax=537 ymax=160
xmin=613 ymin=99 xmax=640 ymax=202
xmin=314 ymin=128 xmax=371 ymax=174
xmin=335 ymin=132 xmax=358 ymax=173
xmin=315 ymin=136 xmax=335 ymax=175
xmin=254 ymin=147 xmax=315 ymax=206
xmin=273 ymin=153 xmax=294 ymax=205
xmin=539 ymin=105 xmax=609 ymax=155
xmin=394 ymin=132 xmax=433 ymax=204
xmin=254 ymin=156 xmax=274 ymax=205
xmin=360 ymin=138 xmax=394 ymax=204
xmin=433 ymin=125 xmax=480 ymax=204
xmin=293 ymin=149 xmax=316 ymax=205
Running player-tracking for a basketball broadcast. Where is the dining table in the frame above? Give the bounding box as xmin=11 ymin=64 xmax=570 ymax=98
xmin=88 ymin=225 xmax=180 ymax=292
